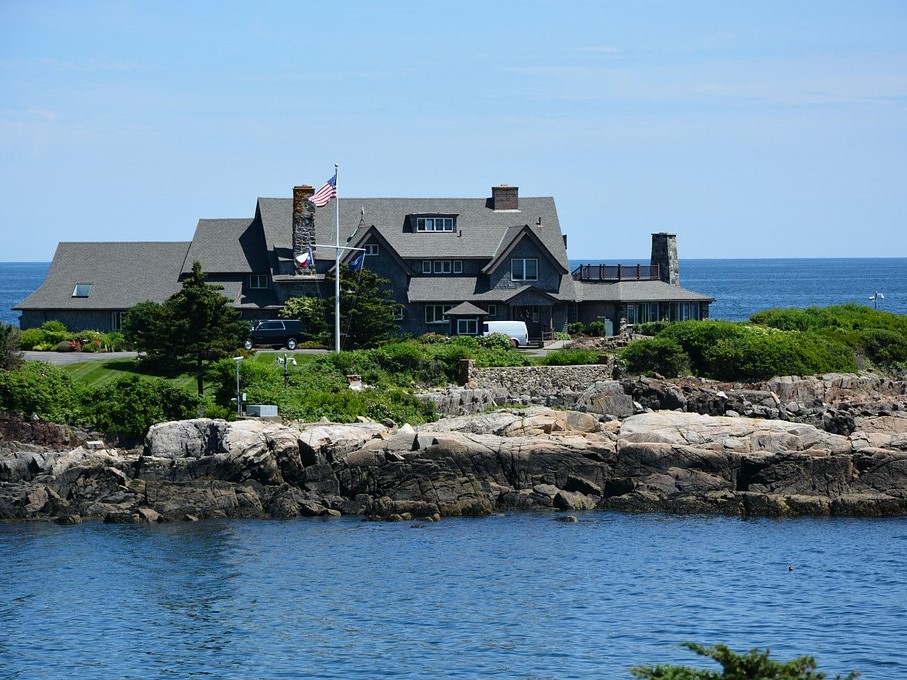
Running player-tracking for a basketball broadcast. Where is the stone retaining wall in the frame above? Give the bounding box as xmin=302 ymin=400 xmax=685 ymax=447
xmin=418 ymin=360 xmax=616 ymax=416
xmin=466 ymin=362 xmax=613 ymax=394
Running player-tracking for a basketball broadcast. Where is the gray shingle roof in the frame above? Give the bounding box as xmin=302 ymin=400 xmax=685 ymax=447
xmin=181 ymin=219 xmax=268 ymax=274
xmin=257 ymin=196 xmax=569 ymax=265
xmin=15 ymin=242 xmax=190 ymax=310
xmin=215 ymin=280 xmax=281 ymax=310
xmin=575 ymin=280 xmax=715 ymax=303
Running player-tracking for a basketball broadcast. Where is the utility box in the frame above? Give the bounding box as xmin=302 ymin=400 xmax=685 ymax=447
xmin=246 ymin=404 xmax=278 ymax=417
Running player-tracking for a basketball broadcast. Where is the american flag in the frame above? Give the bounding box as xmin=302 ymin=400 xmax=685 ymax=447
xmin=310 ymin=172 xmax=337 ymax=207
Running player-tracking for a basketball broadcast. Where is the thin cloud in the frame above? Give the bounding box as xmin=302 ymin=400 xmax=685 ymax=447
xmin=573 ymin=46 xmax=622 ymax=55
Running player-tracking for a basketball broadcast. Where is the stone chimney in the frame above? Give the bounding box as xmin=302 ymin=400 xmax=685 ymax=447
xmin=491 ymin=184 xmax=519 ymax=211
xmin=650 ymin=232 xmax=679 ymax=286
xmin=292 ymin=185 xmax=316 ymax=266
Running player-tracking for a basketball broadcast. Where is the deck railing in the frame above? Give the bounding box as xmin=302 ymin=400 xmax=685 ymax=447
xmin=571 ymin=263 xmax=661 ymax=282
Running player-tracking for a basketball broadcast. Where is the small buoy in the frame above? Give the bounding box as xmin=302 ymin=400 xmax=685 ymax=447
xmin=788 ymin=564 xmax=794 ymax=572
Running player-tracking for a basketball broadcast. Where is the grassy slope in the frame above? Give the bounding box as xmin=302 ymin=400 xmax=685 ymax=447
xmin=60 ymin=352 xmax=320 ymax=394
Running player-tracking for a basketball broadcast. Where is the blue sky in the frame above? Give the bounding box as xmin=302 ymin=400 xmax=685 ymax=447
xmin=2 ymin=0 xmax=905 ymax=261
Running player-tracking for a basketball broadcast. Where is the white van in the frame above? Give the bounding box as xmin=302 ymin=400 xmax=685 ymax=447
xmin=482 ymin=320 xmax=529 ymax=347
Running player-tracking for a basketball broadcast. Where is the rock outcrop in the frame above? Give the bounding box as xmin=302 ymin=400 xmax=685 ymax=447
xmin=2 ymin=373 xmax=907 ymax=523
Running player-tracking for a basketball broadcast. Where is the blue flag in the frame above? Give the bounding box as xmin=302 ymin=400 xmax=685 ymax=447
xmin=349 ymin=253 xmax=365 ymax=271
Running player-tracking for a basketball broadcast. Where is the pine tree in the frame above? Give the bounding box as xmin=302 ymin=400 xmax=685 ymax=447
xmin=123 ymin=262 xmax=247 ymax=394
xmin=281 ymin=264 xmax=399 ymax=350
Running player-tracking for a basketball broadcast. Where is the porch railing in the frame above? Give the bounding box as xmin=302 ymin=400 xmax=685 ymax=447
xmin=571 ymin=263 xmax=661 ymax=282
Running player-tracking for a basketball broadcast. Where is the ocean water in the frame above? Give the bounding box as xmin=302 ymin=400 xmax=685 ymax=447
xmin=0 ymin=262 xmax=49 ymax=328
xmin=1 ymin=513 xmax=904 ymax=678
xmin=2 ymin=259 xmax=907 ymax=676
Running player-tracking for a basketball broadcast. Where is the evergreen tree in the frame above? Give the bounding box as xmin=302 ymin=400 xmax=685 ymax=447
xmin=631 ymin=643 xmax=859 ymax=679
xmin=281 ymin=264 xmax=399 ymax=349
xmin=0 ymin=323 xmax=23 ymax=372
xmin=123 ymin=261 xmax=247 ymax=394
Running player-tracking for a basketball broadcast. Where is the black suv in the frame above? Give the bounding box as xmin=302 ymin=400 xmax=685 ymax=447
xmin=244 ymin=319 xmax=305 ymax=350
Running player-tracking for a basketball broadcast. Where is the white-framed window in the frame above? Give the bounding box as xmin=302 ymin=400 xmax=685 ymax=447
xmin=72 ymin=283 xmax=92 ymax=298
xmin=365 ymin=243 xmax=379 ymax=256
xmin=394 ymin=305 xmax=405 ymax=321
xmin=111 ymin=311 xmax=126 ymax=330
xmin=249 ymin=273 xmax=268 ymax=289
xmin=487 ymin=304 xmax=497 ymax=318
xmin=425 ymin=304 xmax=452 ymax=324
xmin=416 ymin=216 xmax=455 ymax=232
xmin=423 ymin=260 xmax=459 ymax=274
xmin=510 ymin=258 xmax=538 ymax=281
xmin=457 ymin=318 xmax=478 ymax=335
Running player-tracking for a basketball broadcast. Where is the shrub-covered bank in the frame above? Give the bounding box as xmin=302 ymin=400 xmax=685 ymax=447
xmin=622 ymin=304 xmax=907 ymax=380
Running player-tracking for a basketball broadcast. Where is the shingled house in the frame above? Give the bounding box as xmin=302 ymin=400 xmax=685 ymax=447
xmin=16 ymin=184 xmax=712 ymax=340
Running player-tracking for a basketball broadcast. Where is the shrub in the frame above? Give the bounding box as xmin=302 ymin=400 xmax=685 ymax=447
xmin=750 ymin=307 xmax=820 ymax=332
xmin=477 ymin=333 xmax=514 ymax=351
xmin=0 ymin=362 xmax=76 ymax=422
xmin=702 ymin=331 xmax=856 ymax=381
xmin=587 ymin=320 xmax=605 ymax=337
xmin=852 ymin=328 xmax=907 ymax=369
xmin=78 ymin=375 xmax=201 ymax=440
xmin=659 ymin=321 xmax=749 ymax=374
xmin=102 ymin=331 xmax=130 ymax=351
xmin=620 ymin=337 xmax=690 ymax=378
xmin=18 ymin=328 xmax=46 ymax=351
xmin=634 ymin=321 xmax=671 ymax=336
xmin=418 ymin=332 xmax=450 ymax=344
xmin=76 ymin=330 xmax=105 ymax=353
xmin=566 ymin=322 xmax=585 ymax=336
xmin=539 ymin=349 xmax=602 ymax=366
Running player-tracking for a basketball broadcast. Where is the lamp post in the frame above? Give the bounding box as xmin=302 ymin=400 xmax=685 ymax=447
xmin=277 ymin=353 xmax=297 ymax=388
xmin=869 ymin=291 xmax=885 ymax=311
xmin=233 ymin=356 xmax=243 ymax=415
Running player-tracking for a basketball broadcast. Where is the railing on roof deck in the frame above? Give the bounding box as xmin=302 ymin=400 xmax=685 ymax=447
xmin=571 ymin=263 xmax=661 ymax=282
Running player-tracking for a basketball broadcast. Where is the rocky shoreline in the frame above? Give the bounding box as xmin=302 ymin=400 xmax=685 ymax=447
xmin=1 ymin=373 xmax=906 ymax=524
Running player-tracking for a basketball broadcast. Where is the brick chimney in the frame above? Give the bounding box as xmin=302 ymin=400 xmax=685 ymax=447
xmin=650 ymin=232 xmax=679 ymax=286
xmin=491 ymin=184 xmax=519 ymax=211
xmin=292 ymin=185 xmax=316 ymax=266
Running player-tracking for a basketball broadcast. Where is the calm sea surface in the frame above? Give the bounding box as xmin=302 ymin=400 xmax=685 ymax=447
xmin=2 ymin=259 xmax=907 ymax=677
xmin=2 ymin=513 xmax=906 ymax=678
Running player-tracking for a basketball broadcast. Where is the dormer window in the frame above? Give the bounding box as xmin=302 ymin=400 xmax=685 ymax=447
xmin=511 ymin=258 xmax=538 ymax=281
xmin=72 ymin=283 xmax=92 ymax=298
xmin=249 ymin=274 xmax=268 ymax=289
xmin=415 ymin=216 xmax=455 ymax=232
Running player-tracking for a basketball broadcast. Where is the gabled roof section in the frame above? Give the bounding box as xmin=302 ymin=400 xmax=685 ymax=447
xmin=445 ymin=301 xmax=489 ymax=316
xmin=482 ymin=224 xmax=569 ymax=276
xmin=575 ymin=280 xmax=715 ymax=303
xmin=181 ymin=218 xmax=268 ymax=275
xmin=341 ymin=225 xmax=411 ymax=274
xmin=256 ymin=195 xmax=569 ymax=264
xmin=15 ymin=242 xmax=190 ymax=310
xmin=497 ymin=285 xmax=560 ymax=304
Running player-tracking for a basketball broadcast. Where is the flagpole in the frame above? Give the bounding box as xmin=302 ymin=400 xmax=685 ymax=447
xmin=334 ymin=162 xmax=341 ymax=353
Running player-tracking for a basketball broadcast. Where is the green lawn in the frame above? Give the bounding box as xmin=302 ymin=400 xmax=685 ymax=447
xmin=59 ymin=351 xmax=321 ymax=393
